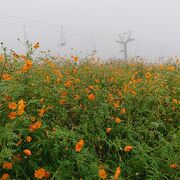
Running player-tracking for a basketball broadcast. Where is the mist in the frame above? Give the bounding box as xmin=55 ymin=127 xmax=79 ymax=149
xmin=0 ymin=0 xmax=180 ymax=59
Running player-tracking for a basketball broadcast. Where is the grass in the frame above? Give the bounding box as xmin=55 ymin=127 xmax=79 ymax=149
xmin=0 ymin=42 xmax=179 ymax=179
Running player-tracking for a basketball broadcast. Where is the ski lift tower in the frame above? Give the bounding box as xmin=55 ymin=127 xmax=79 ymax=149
xmin=116 ymin=31 xmax=135 ymax=60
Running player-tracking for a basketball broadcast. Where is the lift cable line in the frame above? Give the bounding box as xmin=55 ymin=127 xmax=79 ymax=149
xmin=116 ymin=31 xmax=135 ymax=60
xmin=0 ymin=13 xmax=117 ymax=40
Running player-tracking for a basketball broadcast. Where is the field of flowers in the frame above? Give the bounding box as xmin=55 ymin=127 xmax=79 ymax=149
xmin=0 ymin=43 xmax=179 ymax=179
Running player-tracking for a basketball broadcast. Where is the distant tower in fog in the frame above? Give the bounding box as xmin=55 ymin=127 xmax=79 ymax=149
xmin=116 ymin=31 xmax=135 ymax=60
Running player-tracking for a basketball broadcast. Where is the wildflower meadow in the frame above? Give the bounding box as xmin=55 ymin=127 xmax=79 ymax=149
xmin=0 ymin=42 xmax=179 ymax=179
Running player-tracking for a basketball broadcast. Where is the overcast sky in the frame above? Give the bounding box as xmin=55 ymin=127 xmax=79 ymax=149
xmin=0 ymin=0 xmax=180 ymax=59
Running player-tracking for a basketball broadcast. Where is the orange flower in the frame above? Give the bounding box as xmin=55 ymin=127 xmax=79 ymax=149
xmin=145 ymin=72 xmax=151 ymax=80
xmin=72 ymin=55 xmax=78 ymax=62
xmin=59 ymin=99 xmax=66 ymax=105
xmin=114 ymin=166 xmax=121 ymax=180
xmin=38 ymin=108 xmax=46 ymax=117
xmin=88 ymin=94 xmax=95 ymax=101
xmin=16 ymin=140 xmax=22 ymax=146
xmin=113 ymin=101 xmax=120 ymax=109
xmin=64 ymin=80 xmax=72 ymax=87
xmin=26 ymin=136 xmax=32 ymax=142
xmin=23 ymin=149 xmax=32 ymax=156
xmin=0 ymin=55 xmax=4 ymax=62
xmin=8 ymin=102 xmax=17 ymax=110
xmin=8 ymin=112 xmax=17 ymax=120
xmin=61 ymin=92 xmax=67 ymax=98
xmin=22 ymin=60 xmax=33 ymax=72
xmin=74 ymin=94 xmax=81 ymax=100
xmin=29 ymin=121 xmax=42 ymax=131
xmin=98 ymin=169 xmax=107 ymax=179
xmin=75 ymin=139 xmax=84 ymax=152
xmin=170 ymin=164 xmax=177 ymax=169
xmin=0 ymin=173 xmax=9 ymax=180
xmin=44 ymin=171 xmax=51 ymax=178
xmin=2 ymin=74 xmax=12 ymax=81
xmin=106 ymin=128 xmax=111 ymax=134
xmin=115 ymin=117 xmax=121 ymax=124
xmin=124 ymin=145 xmax=133 ymax=152
xmin=17 ymin=100 xmax=26 ymax=115
xmin=34 ymin=168 xmax=46 ymax=179
xmin=34 ymin=42 xmax=40 ymax=49
xmin=167 ymin=66 xmax=175 ymax=71
xmin=2 ymin=162 xmax=13 ymax=170
xmin=25 ymin=60 xmax=33 ymax=68
xmin=120 ymin=108 xmax=126 ymax=115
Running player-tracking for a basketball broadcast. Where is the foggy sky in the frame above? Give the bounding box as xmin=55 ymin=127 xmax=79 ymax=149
xmin=0 ymin=0 xmax=180 ymax=59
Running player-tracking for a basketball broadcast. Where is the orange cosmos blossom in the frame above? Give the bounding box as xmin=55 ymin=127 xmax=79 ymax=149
xmin=71 ymin=55 xmax=78 ymax=62
xmin=2 ymin=73 xmax=12 ymax=81
xmin=8 ymin=102 xmax=17 ymax=110
xmin=34 ymin=42 xmax=40 ymax=49
xmin=106 ymin=128 xmax=111 ymax=134
xmin=145 ymin=72 xmax=151 ymax=80
xmin=22 ymin=60 xmax=33 ymax=72
xmin=0 ymin=173 xmax=9 ymax=180
xmin=64 ymin=80 xmax=72 ymax=87
xmin=38 ymin=108 xmax=46 ymax=117
xmin=124 ymin=145 xmax=133 ymax=152
xmin=29 ymin=121 xmax=42 ymax=131
xmin=0 ymin=54 xmax=4 ymax=62
xmin=26 ymin=136 xmax=32 ymax=142
xmin=17 ymin=100 xmax=26 ymax=115
xmin=115 ymin=117 xmax=121 ymax=124
xmin=75 ymin=139 xmax=84 ymax=152
xmin=98 ymin=169 xmax=107 ymax=179
xmin=2 ymin=162 xmax=13 ymax=170
xmin=59 ymin=99 xmax=66 ymax=105
xmin=114 ymin=166 xmax=121 ymax=180
xmin=120 ymin=108 xmax=126 ymax=115
xmin=34 ymin=168 xmax=46 ymax=179
xmin=8 ymin=112 xmax=17 ymax=120
xmin=23 ymin=149 xmax=32 ymax=156
xmin=113 ymin=101 xmax=120 ymax=109
xmin=167 ymin=66 xmax=175 ymax=71
xmin=88 ymin=94 xmax=96 ymax=101
xmin=170 ymin=164 xmax=177 ymax=169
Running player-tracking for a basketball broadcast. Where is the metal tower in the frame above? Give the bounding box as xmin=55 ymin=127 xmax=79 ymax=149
xmin=116 ymin=31 xmax=135 ymax=60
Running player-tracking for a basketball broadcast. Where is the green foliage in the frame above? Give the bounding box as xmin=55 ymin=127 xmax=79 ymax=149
xmin=0 ymin=46 xmax=179 ymax=179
